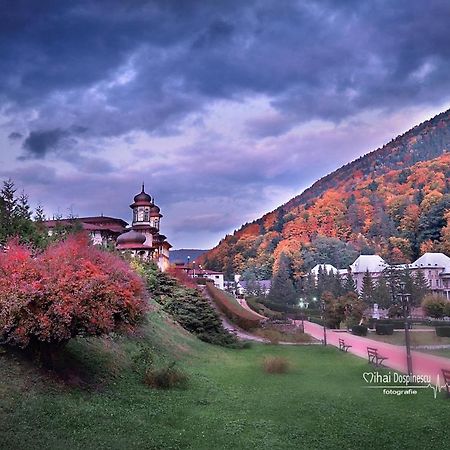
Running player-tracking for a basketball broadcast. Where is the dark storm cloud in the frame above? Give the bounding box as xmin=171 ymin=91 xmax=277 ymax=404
xmin=2 ymin=0 xmax=450 ymax=140
xmin=2 ymin=0 xmax=450 ymax=246
xmin=22 ymin=129 xmax=69 ymax=158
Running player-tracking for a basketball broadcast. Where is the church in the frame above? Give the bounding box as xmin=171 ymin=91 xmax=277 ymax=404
xmin=44 ymin=185 xmax=172 ymax=271
xmin=116 ymin=185 xmax=172 ymax=271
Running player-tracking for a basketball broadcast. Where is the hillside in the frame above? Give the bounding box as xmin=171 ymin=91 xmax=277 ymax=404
xmin=202 ymin=109 xmax=450 ymax=278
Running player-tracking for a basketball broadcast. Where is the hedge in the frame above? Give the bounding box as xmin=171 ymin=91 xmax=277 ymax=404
xmin=369 ymin=319 xmax=412 ymax=330
xmin=206 ymin=283 xmax=261 ymax=331
xmin=435 ymin=326 xmax=450 ymax=337
xmin=351 ymin=325 xmax=368 ymax=336
xmin=375 ymin=323 xmax=394 ymax=335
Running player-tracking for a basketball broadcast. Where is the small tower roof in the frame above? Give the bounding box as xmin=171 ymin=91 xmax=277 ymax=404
xmin=133 ymin=183 xmax=152 ymax=204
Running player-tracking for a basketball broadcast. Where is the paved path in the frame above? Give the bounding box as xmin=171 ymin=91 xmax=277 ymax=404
xmin=300 ymin=321 xmax=450 ymax=384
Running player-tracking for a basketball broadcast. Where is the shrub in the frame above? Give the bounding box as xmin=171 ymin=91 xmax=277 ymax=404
xmin=422 ymin=295 xmax=448 ymax=318
xmin=206 ymin=283 xmax=261 ymax=331
xmin=435 ymin=326 xmax=450 ymax=338
xmin=375 ymin=323 xmax=394 ymax=335
xmin=376 ymin=319 xmax=411 ymax=329
xmin=0 ymin=235 xmax=147 ymax=368
xmin=444 ymin=302 xmax=450 ymax=318
xmin=143 ymin=362 xmax=188 ymax=389
xmin=351 ymin=325 xmax=368 ymax=336
xmin=132 ymin=261 xmax=239 ymax=347
xmin=262 ymin=356 xmax=290 ymax=374
xmin=309 ymin=317 xmax=324 ymax=326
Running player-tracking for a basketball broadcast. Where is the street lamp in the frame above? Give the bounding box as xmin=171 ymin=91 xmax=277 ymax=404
xmin=320 ymin=300 xmax=327 ymax=346
xmin=397 ymin=282 xmax=413 ymax=379
xmin=298 ymin=298 xmax=308 ymax=333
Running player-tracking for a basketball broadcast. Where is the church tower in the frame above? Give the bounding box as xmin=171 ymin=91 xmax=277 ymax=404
xmin=116 ymin=184 xmax=171 ymax=271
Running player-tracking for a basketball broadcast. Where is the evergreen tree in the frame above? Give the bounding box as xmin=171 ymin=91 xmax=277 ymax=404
xmin=331 ymin=272 xmax=344 ymax=298
xmin=373 ymin=274 xmax=391 ymax=309
xmin=411 ymin=269 xmax=430 ymax=306
xmin=343 ymin=272 xmax=357 ymax=295
xmin=0 ymin=178 xmax=18 ymax=242
xmin=0 ymin=179 xmax=45 ymax=247
xmin=361 ymin=269 xmax=375 ymax=304
xmin=34 ymin=204 xmax=46 ymax=222
xmin=268 ymin=253 xmax=297 ymax=305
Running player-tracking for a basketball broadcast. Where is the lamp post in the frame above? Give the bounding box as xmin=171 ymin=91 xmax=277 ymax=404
xmin=320 ymin=300 xmax=327 ymax=346
xmin=398 ymin=282 xmax=413 ymax=379
xmin=298 ymin=298 xmax=308 ymax=333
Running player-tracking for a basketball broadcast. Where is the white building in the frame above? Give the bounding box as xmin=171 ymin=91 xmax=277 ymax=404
xmin=410 ymin=253 xmax=450 ymax=299
xmin=310 ymin=252 xmax=450 ymax=299
xmin=349 ymin=255 xmax=389 ymax=292
xmin=310 ymin=264 xmax=339 ymax=278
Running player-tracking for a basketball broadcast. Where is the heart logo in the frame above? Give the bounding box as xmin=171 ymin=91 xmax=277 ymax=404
xmin=362 ymin=372 xmax=374 ymax=383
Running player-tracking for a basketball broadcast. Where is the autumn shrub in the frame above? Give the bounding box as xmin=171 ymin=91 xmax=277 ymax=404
xmin=206 ymin=283 xmax=261 ymax=330
xmin=262 ymin=356 xmax=290 ymax=374
xmin=0 ymin=234 xmax=147 ymax=367
xmin=143 ymin=361 xmax=188 ymax=389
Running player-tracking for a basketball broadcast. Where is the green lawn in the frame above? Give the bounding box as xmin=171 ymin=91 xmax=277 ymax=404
xmin=1 ymin=312 xmax=450 ymax=450
xmin=368 ymin=330 xmax=450 ymax=347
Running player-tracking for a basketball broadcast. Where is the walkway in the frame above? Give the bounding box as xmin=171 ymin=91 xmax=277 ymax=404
xmin=301 ymin=321 xmax=450 ymax=383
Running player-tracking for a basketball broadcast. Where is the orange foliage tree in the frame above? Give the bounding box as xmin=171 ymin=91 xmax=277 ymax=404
xmin=0 ymin=234 xmax=147 ymax=367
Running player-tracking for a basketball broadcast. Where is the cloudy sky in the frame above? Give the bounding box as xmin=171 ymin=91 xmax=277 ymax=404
xmin=1 ymin=1 xmax=450 ymax=248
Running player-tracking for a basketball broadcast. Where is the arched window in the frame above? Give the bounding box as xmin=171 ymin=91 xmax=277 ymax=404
xmin=144 ymin=209 xmax=149 ymax=221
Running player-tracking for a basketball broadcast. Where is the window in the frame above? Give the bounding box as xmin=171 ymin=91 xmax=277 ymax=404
xmin=144 ymin=209 xmax=149 ymax=221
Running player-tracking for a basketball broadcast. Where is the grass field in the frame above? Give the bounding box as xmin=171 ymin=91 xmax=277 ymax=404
xmin=1 ymin=309 xmax=450 ymax=450
xmin=368 ymin=330 xmax=450 ymax=347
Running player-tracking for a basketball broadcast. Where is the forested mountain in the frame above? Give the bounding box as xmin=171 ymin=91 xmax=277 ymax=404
xmin=201 ymin=109 xmax=450 ymax=280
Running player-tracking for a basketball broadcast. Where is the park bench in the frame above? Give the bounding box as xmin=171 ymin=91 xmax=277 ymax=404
xmin=367 ymin=347 xmax=388 ymax=367
xmin=442 ymin=369 xmax=450 ymax=398
xmin=338 ymin=338 xmax=352 ymax=353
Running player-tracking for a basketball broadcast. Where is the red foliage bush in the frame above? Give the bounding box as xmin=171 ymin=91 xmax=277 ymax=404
xmin=0 ymin=234 xmax=147 ymax=365
xmin=165 ymin=267 xmax=197 ymax=289
xmin=205 ymin=283 xmax=261 ymax=330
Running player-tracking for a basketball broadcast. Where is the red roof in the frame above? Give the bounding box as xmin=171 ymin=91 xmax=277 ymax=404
xmin=43 ymin=216 xmax=128 ymax=233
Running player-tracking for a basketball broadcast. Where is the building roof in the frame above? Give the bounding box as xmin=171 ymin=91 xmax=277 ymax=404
xmin=350 ymin=255 xmax=388 ymax=273
xmin=412 ymin=253 xmax=450 ymax=273
xmin=116 ymin=229 xmax=152 ymax=250
xmin=311 ymin=264 xmax=338 ymax=275
xmin=43 ymin=216 xmax=128 ymax=233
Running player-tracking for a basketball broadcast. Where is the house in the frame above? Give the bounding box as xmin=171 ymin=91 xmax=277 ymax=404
xmin=235 ymin=277 xmax=271 ymax=297
xmin=171 ymin=262 xmax=225 ymax=289
xmin=349 ymin=255 xmax=389 ymax=292
xmin=44 ymin=216 xmax=127 ymax=246
xmin=310 ymin=264 xmax=339 ymax=278
xmin=310 ymin=252 xmax=450 ymax=299
xmin=410 ymin=253 xmax=450 ymax=299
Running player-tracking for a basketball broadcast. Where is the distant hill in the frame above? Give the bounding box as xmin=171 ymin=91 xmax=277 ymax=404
xmin=201 ymin=109 xmax=450 ymax=278
xmin=170 ymin=249 xmax=209 ymax=264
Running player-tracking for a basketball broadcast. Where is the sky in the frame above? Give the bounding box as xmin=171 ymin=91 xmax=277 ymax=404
xmin=1 ymin=0 xmax=450 ymax=249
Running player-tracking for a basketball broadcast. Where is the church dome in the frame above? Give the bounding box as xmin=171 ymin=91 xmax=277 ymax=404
xmin=116 ymin=229 xmax=146 ymax=246
xmin=133 ymin=184 xmax=152 ymax=204
xmin=150 ymin=204 xmax=160 ymax=214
